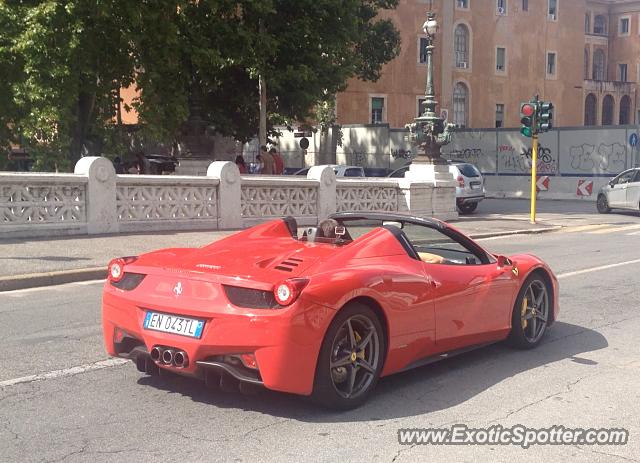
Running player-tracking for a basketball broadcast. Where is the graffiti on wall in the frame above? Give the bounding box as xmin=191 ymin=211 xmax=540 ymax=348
xmin=391 ymin=149 xmax=414 ymax=160
xmin=498 ymin=142 xmax=557 ymax=174
xmin=569 ymin=143 xmax=626 ymax=172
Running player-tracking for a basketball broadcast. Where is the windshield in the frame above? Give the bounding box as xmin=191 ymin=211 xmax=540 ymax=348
xmin=455 ymin=163 xmax=480 ymax=178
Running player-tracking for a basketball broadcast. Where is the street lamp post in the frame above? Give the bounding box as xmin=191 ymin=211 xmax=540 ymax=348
xmin=406 ymin=11 xmax=454 ymax=165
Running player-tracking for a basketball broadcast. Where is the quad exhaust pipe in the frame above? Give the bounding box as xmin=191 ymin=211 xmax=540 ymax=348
xmin=150 ymin=346 xmax=188 ymax=368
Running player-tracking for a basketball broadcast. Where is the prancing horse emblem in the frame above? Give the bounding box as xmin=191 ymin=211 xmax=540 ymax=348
xmin=173 ymin=282 xmax=183 ymax=296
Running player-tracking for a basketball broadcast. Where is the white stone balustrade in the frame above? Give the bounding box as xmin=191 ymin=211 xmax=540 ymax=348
xmin=0 ymin=158 xmax=453 ymax=239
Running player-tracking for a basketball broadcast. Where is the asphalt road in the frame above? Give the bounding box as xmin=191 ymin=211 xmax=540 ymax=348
xmin=1 ymin=223 xmax=640 ymax=462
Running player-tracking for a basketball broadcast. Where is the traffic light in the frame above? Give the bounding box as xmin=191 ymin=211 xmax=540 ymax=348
xmin=538 ymin=102 xmax=553 ymax=132
xmin=520 ymin=102 xmax=537 ymax=138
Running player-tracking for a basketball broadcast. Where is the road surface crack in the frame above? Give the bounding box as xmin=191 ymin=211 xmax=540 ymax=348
xmin=573 ymin=445 xmax=639 ymax=462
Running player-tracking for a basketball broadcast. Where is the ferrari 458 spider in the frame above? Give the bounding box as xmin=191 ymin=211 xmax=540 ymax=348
xmin=102 ymin=212 xmax=559 ymax=409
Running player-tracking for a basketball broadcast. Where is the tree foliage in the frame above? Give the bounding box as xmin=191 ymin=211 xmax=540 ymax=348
xmin=0 ymin=0 xmax=400 ymax=170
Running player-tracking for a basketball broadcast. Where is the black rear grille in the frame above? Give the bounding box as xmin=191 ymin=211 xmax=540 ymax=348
xmin=223 ymin=285 xmax=280 ymax=309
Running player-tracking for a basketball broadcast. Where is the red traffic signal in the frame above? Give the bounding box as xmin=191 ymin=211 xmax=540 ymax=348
xmin=520 ymin=103 xmax=536 ymax=117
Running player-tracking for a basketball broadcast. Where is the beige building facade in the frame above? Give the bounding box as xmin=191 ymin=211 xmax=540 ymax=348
xmin=336 ymin=0 xmax=640 ymax=129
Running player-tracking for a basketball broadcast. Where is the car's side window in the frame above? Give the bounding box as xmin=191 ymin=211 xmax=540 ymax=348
xmin=633 ymin=170 xmax=640 ymax=183
xmin=402 ymin=223 xmax=484 ymax=265
xmin=615 ymin=171 xmax=635 ymax=185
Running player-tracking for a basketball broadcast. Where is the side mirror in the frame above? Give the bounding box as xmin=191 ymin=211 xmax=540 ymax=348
xmin=609 ymin=179 xmax=615 ymax=187
xmin=497 ymin=255 xmax=511 ymax=268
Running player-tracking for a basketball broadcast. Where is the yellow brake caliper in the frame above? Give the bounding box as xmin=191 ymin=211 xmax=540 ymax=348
xmin=521 ymin=297 xmax=529 ymax=330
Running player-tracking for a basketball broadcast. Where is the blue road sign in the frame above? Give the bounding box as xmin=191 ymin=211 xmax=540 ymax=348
xmin=630 ymin=133 xmax=638 ymax=147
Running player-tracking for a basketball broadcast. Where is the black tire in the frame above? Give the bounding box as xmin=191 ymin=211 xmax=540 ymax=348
xmin=507 ymin=273 xmax=552 ymax=349
xmin=312 ymin=303 xmax=385 ymax=410
xmin=458 ymin=202 xmax=478 ymax=214
xmin=596 ymin=194 xmax=611 ymax=214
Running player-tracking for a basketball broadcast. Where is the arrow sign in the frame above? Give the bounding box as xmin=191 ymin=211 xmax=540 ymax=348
xmin=536 ymin=176 xmax=549 ymax=192
xmin=577 ymin=180 xmax=593 ymax=196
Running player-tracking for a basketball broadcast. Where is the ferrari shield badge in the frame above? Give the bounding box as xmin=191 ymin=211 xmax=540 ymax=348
xmin=512 ymin=266 xmax=519 ymax=277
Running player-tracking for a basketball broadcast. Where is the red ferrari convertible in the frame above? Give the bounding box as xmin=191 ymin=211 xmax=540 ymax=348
xmin=102 ymin=212 xmax=558 ymax=409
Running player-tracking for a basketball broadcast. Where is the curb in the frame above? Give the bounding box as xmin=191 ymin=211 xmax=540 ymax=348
xmin=0 ymin=268 xmax=106 ymax=293
xmin=0 ymin=226 xmax=562 ymax=293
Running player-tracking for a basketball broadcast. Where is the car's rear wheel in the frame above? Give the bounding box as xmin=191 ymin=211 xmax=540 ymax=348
xmin=458 ymin=202 xmax=478 ymax=214
xmin=597 ymin=194 xmax=611 ymax=213
xmin=312 ymin=303 xmax=385 ymax=410
xmin=507 ymin=274 xmax=551 ymax=349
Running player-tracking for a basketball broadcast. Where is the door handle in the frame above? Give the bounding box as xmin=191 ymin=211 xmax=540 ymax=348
xmin=431 ymin=280 xmax=442 ymax=289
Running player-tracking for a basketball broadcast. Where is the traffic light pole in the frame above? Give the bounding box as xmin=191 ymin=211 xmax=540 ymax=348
xmin=530 ymin=134 xmax=539 ymax=224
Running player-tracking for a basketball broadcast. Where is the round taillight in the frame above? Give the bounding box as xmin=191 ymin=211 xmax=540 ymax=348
xmin=273 ymin=278 xmax=309 ymax=306
xmin=275 ymin=282 xmax=294 ymax=305
xmin=108 ymin=258 xmax=125 ymax=282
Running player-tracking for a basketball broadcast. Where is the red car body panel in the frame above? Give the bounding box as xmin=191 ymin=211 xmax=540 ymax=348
xmin=102 ymin=216 xmax=559 ymax=396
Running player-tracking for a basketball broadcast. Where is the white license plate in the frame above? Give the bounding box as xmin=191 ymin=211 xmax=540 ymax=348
xmin=471 ymin=183 xmax=481 ymax=189
xmin=143 ymin=311 xmax=205 ymax=338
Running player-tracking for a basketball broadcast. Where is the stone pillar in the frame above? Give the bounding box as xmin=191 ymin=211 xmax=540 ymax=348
xmin=406 ymin=163 xmax=458 ymax=221
xmin=74 ymin=157 xmax=118 ymax=234
xmin=207 ymin=161 xmax=242 ymax=229
xmin=307 ymin=165 xmax=336 ymax=222
xmin=397 ymin=178 xmax=434 ymax=217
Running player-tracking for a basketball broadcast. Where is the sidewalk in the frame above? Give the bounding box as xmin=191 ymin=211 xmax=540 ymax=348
xmin=1 ymin=211 xmax=564 ymax=291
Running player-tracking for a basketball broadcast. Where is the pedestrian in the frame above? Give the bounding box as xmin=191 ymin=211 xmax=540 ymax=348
xmin=135 ymin=151 xmax=150 ymax=175
xmin=235 ymin=155 xmax=248 ymax=174
xmin=254 ymin=154 xmax=264 ymax=174
xmin=270 ymin=147 xmax=284 ymax=175
xmin=260 ymin=145 xmax=275 ymax=175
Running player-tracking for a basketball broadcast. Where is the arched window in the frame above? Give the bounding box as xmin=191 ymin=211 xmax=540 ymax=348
xmin=594 ymin=15 xmax=607 ymax=35
xmin=585 ymin=94 xmax=597 ymax=125
xmin=602 ymin=95 xmax=614 ymax=125
xmin=592 ymin=49 xmax=605 ymax=80
xmin=453 ymin=82 xmax=469 ymax=127
xmin=619 ymin=95 xmax=631 ymax=125
xmin=454 ymin=24 xmax=469 ymax=68
xmin=585 ymin=13 xmax=591 ymax=33
xmin=584 ymin=94 xmax=597 ymax=126
xmin=584 ymin=48 xmax=590 ymax=80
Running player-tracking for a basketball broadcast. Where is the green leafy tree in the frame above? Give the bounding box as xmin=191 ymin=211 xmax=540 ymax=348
xmin=0 ymin=0 xmax=400 ymax=170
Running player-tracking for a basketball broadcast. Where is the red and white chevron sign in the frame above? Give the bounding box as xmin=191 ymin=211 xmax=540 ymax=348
xmin=536 ymin=176 xmax=550 ymax=192
xmin=577 ymin=180 xmax=593 ymax=196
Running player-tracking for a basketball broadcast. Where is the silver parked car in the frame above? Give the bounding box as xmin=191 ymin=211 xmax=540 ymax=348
xmin=388 ymin=161 xmax=485 ymax=214
xmin=597 ymin=168 xmax=640 ymax=213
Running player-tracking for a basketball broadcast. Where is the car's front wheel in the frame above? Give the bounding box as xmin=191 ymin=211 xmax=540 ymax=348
xmin=458 ymin=202 xmax=478 ymax=214
xmin=597 ymin=194 xmax=611 ymax=213
xmin=312 ymin=303 xmax=385 ymax=410
xmin=507 ymin=274 xmax=552 ymax=349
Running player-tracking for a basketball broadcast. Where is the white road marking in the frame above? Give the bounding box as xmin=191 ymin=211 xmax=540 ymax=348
xmin=557 ymin=224 xmax=609 ymax=233
xmin=589 ymin=224 xmax=640 ymax=234
xmin=0 ymin=279 xmax=105 ymax=296
xmin=557 ymin=258 xmax=640 ymax=280
xmin=0 ymin=358 xmax=128 ymax=388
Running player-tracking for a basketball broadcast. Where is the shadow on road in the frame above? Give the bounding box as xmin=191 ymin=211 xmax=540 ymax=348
xmin=136 ymin=321 xmax=607 ymax=422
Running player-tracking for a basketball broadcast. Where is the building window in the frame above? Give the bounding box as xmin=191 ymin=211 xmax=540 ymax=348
xmin=602 ymin=95 xmax=614 ymax=125
xmin=371 ymin=97 xmax=385 ymax=124
xmin=496 ymin=47 xmax=506 ymax=72
xmin=522 ymin=0 xmax=528 ymax=12
xmin=454 ymin=24 xmax=469 ymax=68
xmin=547 ymin=52 xmax=556 ymax=76
xmin=417 ymin=98 xmax=426 ymax=117
xmin=419 ymin=37 xmax=428 ymax=63
xmin=548 ymin=0 xmax=557 ymax=20
xmin=584 ymin=48 xmax=590 ymax=79
xmin=594 ymin=15 xmax=607 ymax=35
xmin=620 ymin=17 xmax=630 ymax=35
xmin=619 ymin=63 xmax=628 ymax=82
xmin=584 ymin=93 xmax=597 ymax=126
xmin=495 ymin=104 xmax=504 ymax=128
xmin=456 ymin=0 xmax=469 ymax=9
xmin=497 ymin=0 xmax=506 ymax=15
xmin=453 ymin=83 xmax=469 ymax=127
xmin=620 ymin=96 xmax=631 ymax=124
xmin=585 ymin=13 xmax=590 ymax=33
xmin=593 ymin=49 xmax=605 ymax=80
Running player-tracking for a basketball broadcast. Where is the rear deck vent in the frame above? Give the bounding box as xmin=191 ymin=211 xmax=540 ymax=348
xmin=288 ymin=257 xmax=303 ymax=262
xmin=274 ymin=265 xmax=294 ymax=272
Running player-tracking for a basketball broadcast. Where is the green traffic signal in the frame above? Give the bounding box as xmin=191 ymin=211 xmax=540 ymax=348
xmin=520 ymin=126 xmax=533 ymax=137
xmin=538 ymin=101 xmax=554 ymax=132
